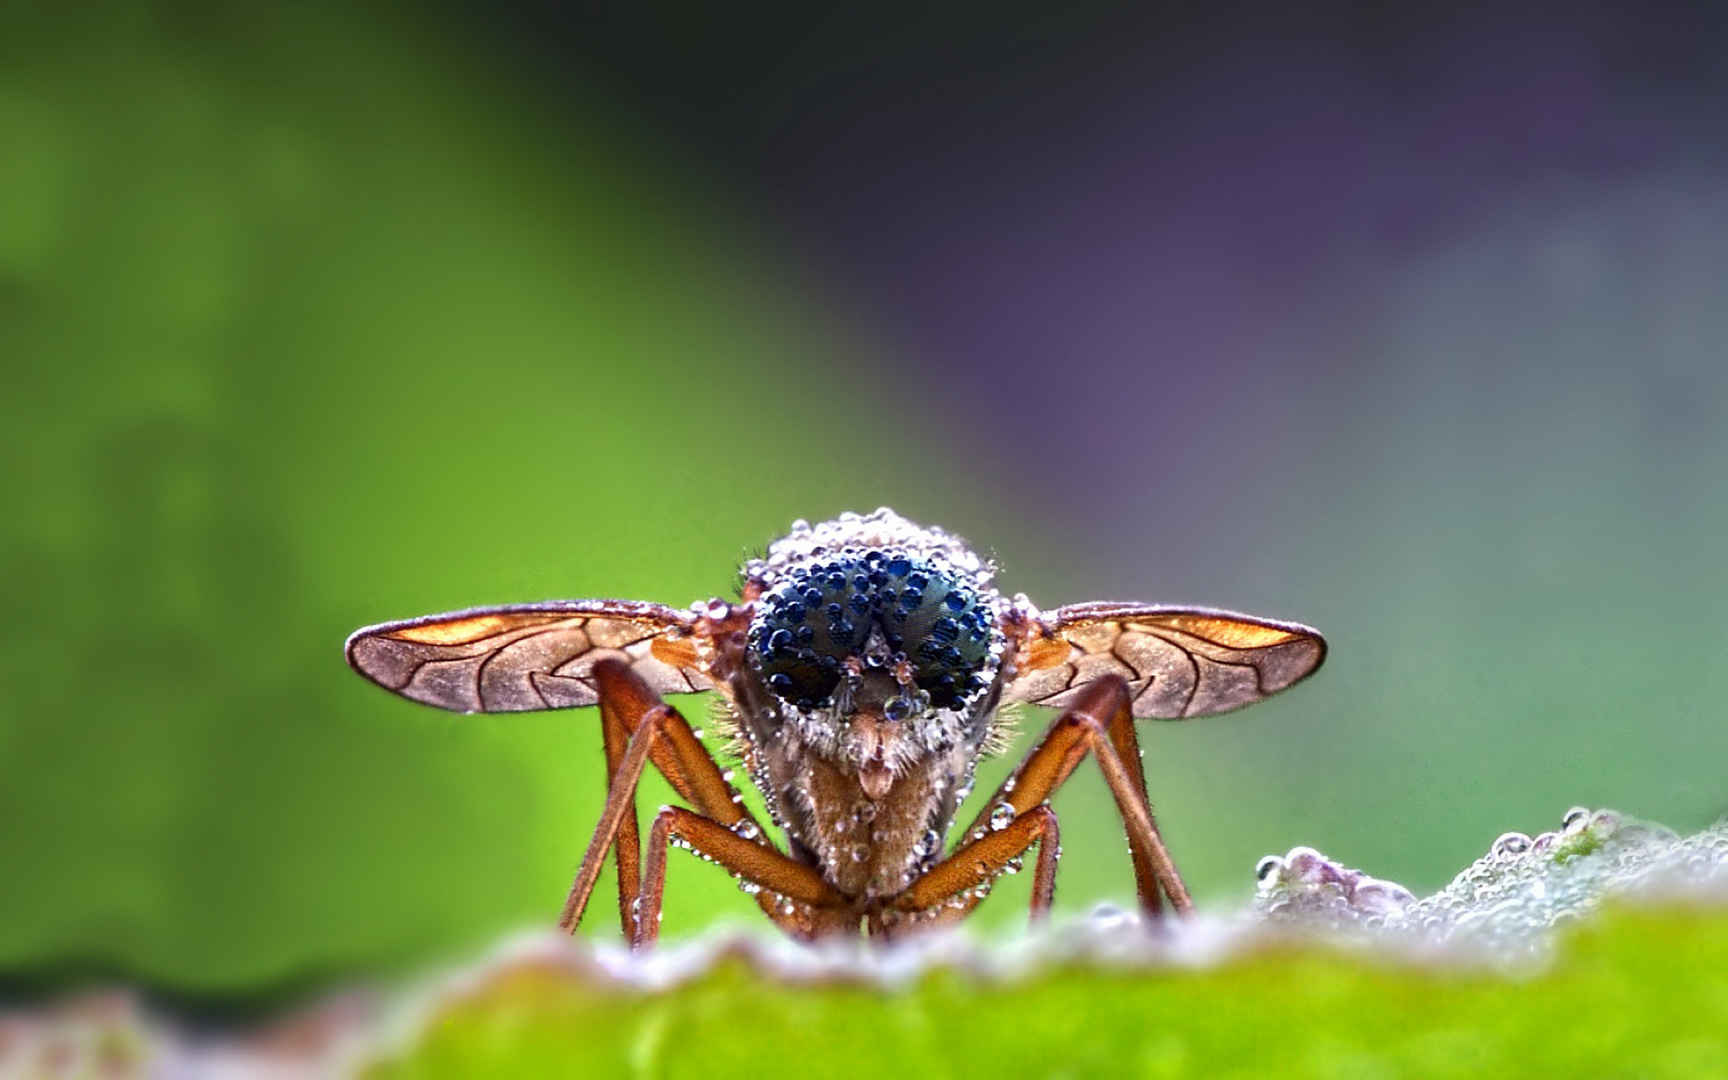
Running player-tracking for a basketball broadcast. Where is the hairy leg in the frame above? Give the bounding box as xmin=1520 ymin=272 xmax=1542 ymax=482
xmin=562 ymin=659 xmax=802 ymax=938
xmin=632 ymin=807 xmax=848 ymax=948
xmin=876 ymin=805 xmax=1059 ymax=936
xmin=945 ymin=675 xmax=1191 ymax=924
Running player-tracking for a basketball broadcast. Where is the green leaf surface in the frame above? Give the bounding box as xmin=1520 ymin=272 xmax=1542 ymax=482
xmin=368 ymin=907 xmax=1728 ymax=1079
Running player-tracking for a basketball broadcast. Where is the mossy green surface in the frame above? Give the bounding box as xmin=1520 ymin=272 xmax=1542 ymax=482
xmin=367 ymin=907 xmax=1728 ymax=1078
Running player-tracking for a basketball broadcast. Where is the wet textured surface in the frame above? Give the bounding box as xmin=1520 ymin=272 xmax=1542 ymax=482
xmin=9 ymin=806 xmax=1727 ymax=1076
xmin=1254 ymin=807 xmax=1728 ymax=964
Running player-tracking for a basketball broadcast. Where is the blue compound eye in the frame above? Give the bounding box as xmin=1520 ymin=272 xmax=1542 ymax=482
xmin=751 ymin=549 xmax=992 ymax=710
xmin=752 ymin=565 xmax=872 ymax=708
xmin=877 ymin=565 xmax=991 ymax=709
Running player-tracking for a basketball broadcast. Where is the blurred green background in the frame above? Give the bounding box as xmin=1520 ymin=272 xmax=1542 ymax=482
xmin=4 ymin=3 xmax=1726 ymax=1000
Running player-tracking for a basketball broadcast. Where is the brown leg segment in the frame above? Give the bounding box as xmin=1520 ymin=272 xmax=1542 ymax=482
xmin=889 ymin=805 xmax=1061 ymax=929
xmin=596 ymin=671 xmax=642 ymax=938
xmin=561 ymin=659 xmax=798 ymax=938
xmin=1102 ymin=695 xmax=1165 ymax=916
xmin=953 ymin=675 xmax=1191 ymax=921
xmin=632 ymin=807 xmax=847 ymax=949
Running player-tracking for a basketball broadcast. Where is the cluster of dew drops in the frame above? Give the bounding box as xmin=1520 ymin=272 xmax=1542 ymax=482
xmin=1252 ymin=806 xmax=1728 ymax=960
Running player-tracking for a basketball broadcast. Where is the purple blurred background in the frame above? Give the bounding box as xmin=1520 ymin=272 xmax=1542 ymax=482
xmin=490 ymin=0 xmax=1728 ymax=882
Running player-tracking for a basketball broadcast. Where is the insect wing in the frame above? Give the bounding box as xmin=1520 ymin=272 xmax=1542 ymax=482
xmin=344 ymin=600 xmax=711 ymax=713
xmin=1003 ymin=603 xmax=1325 ymax=718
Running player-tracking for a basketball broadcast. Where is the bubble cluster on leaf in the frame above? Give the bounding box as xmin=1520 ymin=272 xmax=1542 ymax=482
xmin=1252 ymin=807 xmax=1728 ymax=961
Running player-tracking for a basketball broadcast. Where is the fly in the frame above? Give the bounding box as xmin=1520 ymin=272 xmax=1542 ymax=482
xmin=344 ymin=508 xmax=1326 ymax=945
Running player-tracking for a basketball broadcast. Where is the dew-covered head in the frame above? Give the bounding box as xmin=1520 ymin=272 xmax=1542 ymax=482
xmin=742 ymin=510 xmax=1007 ymax=766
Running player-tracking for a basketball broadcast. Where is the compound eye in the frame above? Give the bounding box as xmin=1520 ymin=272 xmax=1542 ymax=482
xmin=750 ymin=566 xmax=871 ymax=708
xmin=877 ymin=565 xmax=993 ymax=709
xmin=749 ymin=550 xmax=994 ymax=711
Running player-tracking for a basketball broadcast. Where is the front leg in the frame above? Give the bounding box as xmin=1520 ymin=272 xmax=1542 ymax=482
xmin=874 ymin=806 xmax=1061 ymax=937
xmin=941 ymin=675 xmax=1192 ymax=927
xmin=562 ymin=659 xmax=803 ymax=940
xmin=632 ymin=808 xmax=848 ymax=949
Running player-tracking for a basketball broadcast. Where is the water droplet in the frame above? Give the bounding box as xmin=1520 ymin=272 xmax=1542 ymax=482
xmin=850 ymin=844 xmax=869 ymax=862
xmin=1284 ymin=846 xmax=1327 ymax=883
xmin=1002 ymin=775 xmax=1017 ymax=794
xmin=989 ymin=802 xmax=1016 ymax=831
xmin=720 ymin=768 xmax=735 ymax=783
xmin=1562 ymin=806 xmax=1591 ymax=832
xmin=732 ymin=820 xmax=761 ymax=841
xmin=690 ymin=727 xmax=706 ymax=741
xmin=916 ymin=829 xmax=942 ymax=859
xmin=739 ymin=879 xmax=763 ymax=895
xmin=1491 ymin=831 xmax=1532 ymax=858
xmin=1255 ymin=854 xmax=1284 ymax=887
xmin=1003 ymin=856 xmax=1024 ymax=875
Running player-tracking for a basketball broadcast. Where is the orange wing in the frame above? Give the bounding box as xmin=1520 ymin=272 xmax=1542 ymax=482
xmin=1002 ymin=603 xmax=1326 ymax=719
xmin=344 ymin=600 xmax=711 ymax=713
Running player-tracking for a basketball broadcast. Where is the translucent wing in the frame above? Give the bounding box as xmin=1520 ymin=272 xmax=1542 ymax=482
xmin=344 ymin=600 xmax=712 ymax=713
xmin=1002 ymin=602 xmax=1326 ymax=719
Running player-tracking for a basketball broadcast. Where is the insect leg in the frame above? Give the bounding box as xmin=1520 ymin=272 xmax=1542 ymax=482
xmin=562 ymin=659 xmax=792 ymax=939
xmin=888 ymin=806 xmax=1061 ymax=929
xmin=596 ymin=665 xmax=643 ymax=938
xmin=632 ymin=807 xmax=847 ymax=949
xmin=591 ymin=658 xmax=756 ymax=934
xmin=959 ymin=675 xmax=1192 ymax=919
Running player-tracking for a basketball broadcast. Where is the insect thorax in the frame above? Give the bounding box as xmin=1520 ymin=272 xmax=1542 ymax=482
xmin=723 ymin=509 xmax=1010 ymax=899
